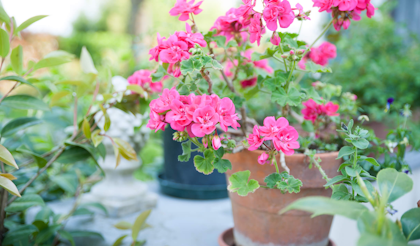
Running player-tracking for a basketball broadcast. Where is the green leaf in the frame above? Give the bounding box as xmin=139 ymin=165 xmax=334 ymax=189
xmin=324 ymin=175 xmax=347 ymax=187
xmin=50 ymin=91 xmax=71 ymax=107
xmin=72 ymin=207 xmax=94 ymax=216
xmin=114 ymin=221 xmax=133 ymax=230
xmin=114 ymin=138 xmax=138 ymax=161
xmin=127 ymin=85 xmax=145 ymax=95
xmin=352 ymin=138 xmax=369 ymax=150
xmin=277 ymin=176 xmax=303 ymax=193
xmin=151 ymin=65 xmax=166 ymax=82
xmin=10 ymin=45 xmax=23 ymax=75
xmin=35 ymin=207 xmax=54 ymax=223
xmin=0 ymin=144 xmax=18 ymax=168
xmin=1 ymin=95 xmax=49 ymax=111
xmin=271 ymin=87 xmax=301 ymax=107
xmin=34 ymin=50 xmax=74 ymax=70
xmin=15 ymin=15 xmax=47 ymax=33
xmin=401 ymin=208 xmax=420 ymax=241
xmin=264 ymin=173 xmax=283 ymax=188
xmin=377 ymin=168 xmax=413 ymax=203
xmin=228 ymin=170 xmax=260 ymax=196
xmin=305 ymin=87 xmax=323 ymax=103
xmin=361 ymin=156 xmax=380 ymax=167
xmin=0 ymin=28 xmax=10 ymax=58
xmin=58 ymin=230 xmax=75 ymax=246
xmin=304 ymin=61 xmax=332 ymax=73
xmin=79 ymin=202 xmax=108 ymax=216
xmin=6 ymin=194 xmax=45 ymax=213
xmin=351 ymin=180 xmax=375 ymax=199
xmin=51 ymin=174 xmax=78 ymax=194
xmin=337 ymin=146 xmax=355 ymax=159
xmin=0 ymin=75 xmax=35 ymax=88
xmin=112 ymin=234 xmax=128 ymax=246
xmin=132 ymin=209 xmax=151 ymax=242
xmin=331 ymin=184 xmax=351 ymax=200
xmin=178 ymin=141 xmax=192 ymax=161
xmin=345 ymin=166 xmax=362 ymax=177
xmin=57 ymin=146 xmax=92 ymax=164
xmin=0 ymin=4 xmax=9 ymax=24
xmin=212 ymin=59 xmax=223 ymax=70
xmin=82 ymin=118 xmax=91 ymax=139
xmin=213 ymin=158 xmax=232 ymax=173
xmin=80 ymin=46 xmax=98 ymax=74
xmin=0 ymin=175 xmax=20 ymax=197
xmin=2 ymin=225 xmax=38 ymax=245
xmin=91 ymin=129 xmax=103 ymax=147
xmin=194 ymin=150 xmax=215 ymax=175
xmin=68 ymin=230 xmax=104 ymax=239
xmin=35 ymin=224 xmax=60 ymax=244
xmin=301 ymin=120 xmax=314 ymax=132
xmin=214 ymin=147 xmax=225 ymax=158
xmin=213 ymin=36 xmax=226 ymax=47
xmin=243 ymin=85 xmax=259 ymax=100
xmin=280 ymin=196 xmax=368 ymax=219
xmin=1 ymin=117 xmax=42 ymax=137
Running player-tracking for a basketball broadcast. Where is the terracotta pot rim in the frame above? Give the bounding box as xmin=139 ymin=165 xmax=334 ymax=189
xmin=237 ymin=149 xmax=339 ymax=157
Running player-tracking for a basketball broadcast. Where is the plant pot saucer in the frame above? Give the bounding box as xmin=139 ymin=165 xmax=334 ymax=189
xmin=158 ymin=173 xmax=228 ymax=200
xmin=218 ymin=228 xmax=337 ymax=246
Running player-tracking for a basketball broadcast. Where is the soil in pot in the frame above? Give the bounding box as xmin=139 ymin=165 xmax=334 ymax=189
xmin=225 ymin=150 xmax=341 ymax=246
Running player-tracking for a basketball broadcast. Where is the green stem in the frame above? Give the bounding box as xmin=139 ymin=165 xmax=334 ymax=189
xmin=285 ymin=61 xmax=296 ymax=92
xmin=353 ymin=148 xmax=358 ymax=168
xmin=297 ymin=21 xmax=303 ymax=38
xmin=273 ymin=159 xmax=280 ymax=174
xmin=278 ymin=44 xmax=288 ymax=72
xmin=309 ymin=154 xmax=332 ymax=189
xmin=301 ymin=19 xmax=333 ymax=58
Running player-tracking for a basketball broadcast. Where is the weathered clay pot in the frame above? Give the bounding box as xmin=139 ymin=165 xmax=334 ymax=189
xmin=218 ymin=228 xmax=337 ymax=246
xmin=225 ymin=150 xmax=341 ymax=246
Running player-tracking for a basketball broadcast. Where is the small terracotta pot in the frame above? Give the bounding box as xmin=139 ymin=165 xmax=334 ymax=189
xmin=224 ymin=150 xmax=341 ymax=246
xmin=218 ymin=228 xmax=337 ymax=246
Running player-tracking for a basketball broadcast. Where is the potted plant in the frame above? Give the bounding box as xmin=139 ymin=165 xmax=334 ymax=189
xmin=145 ymin=0 xmax=376 ymax=245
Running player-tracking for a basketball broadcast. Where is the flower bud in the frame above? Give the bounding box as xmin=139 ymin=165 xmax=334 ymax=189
xmin=280 ymin=54 xmax=289 ymax=59
xmin=358 ymin=115 xmax=369 ymax=122
xmin=212 ymin=135 xmax=221 ymax=150
xmin=270 ymin=32 xmax=281 ymax=46
xmin=173 ymin=132 xmax=180 ymax=141
xmin=289 ymin=50 xmax=295 ymax=55
xmin=297 ymin=49 xmax=305 ymax=55
xmin=227 ymin=140 xmax=236 ymax=149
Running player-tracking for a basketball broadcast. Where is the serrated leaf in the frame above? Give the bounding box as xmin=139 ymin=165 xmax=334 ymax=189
xmin=277 ymin=176 xmax=303 ymax=193
xmin=337 ymin=146 xmax=355 ymax=159
xmin=264 ymin=173 xmax=283 ymax=188
xmin=151 ymin=66 xmax=166 ymax=82
xmin=213 ymin=36 xmax=226 ymax=47
xmin=15 ymin=15 xmax=47 ymax=33
xmin=80 ymin=46 xmax=97 ymax=74
xmin=0 ymin=144 xmax=18 ymax=168
xmin=194 ymin=150 xmax=215 ymax=175
xmin=304 ymin=61 xmax=332 ymax=73
xmin=82 ymin=118 xmax=91 ymax=139
xmin=0 ymin=175 xmax=20 ymax=197
xmin=178 ymin=141 xmax=191 ymax=162
xmin=212 ymin=59 xmax=223 ymax=70
xmin=6 ymin=194 xmax=45 ymax=213
xmin=0 ymin=28 xmax=10 ymax=58
xmin=1 ymin=95 xmax=49 ymax=111
xmin=228 ymin=170 xmax=260 ymax=196
xmin=11 ymin=45 xmax=23 ymax=75
xmin=213 ymin=158 xmax=232 ymax=173
xmin=271 ymin=87 xmax=301 ymax=106
xmin=1 ymin=117 xmax=42 ymax=137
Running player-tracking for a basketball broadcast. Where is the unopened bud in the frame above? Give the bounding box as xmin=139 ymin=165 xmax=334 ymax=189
xmin=280 ymin=54 xmax=289 ymax=59
xmin=292 ymin=55 xmax=298 ymax=60
xmin=341 ymin=123 xmax=348 ymax=131
xmin=173 ymin=132 xmax=180 ymax=141
xmin=289 ymin=50 xmax=295 ymax=55
xmin=358 ymin=115 xmax=369 ymax=123
xmin=297 ymin=49 xmax=305 ymax=55
xmin=227 ymin=140 xmax=236 ymax=149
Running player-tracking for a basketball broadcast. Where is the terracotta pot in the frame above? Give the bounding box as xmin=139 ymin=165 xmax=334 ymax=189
xmin=224 ymin=150 xmax=341 ymax=246
xmin=218 ymin=228 xmax=337 ymax=246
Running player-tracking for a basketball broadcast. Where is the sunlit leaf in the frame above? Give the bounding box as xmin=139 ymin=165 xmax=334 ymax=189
xmin=0 ymin=175 xmax=20 ymax=197
xmin=0 ymin=144 xmax=18 ymax=168
xmin=80 ymin=46 xmax=97 ymax=74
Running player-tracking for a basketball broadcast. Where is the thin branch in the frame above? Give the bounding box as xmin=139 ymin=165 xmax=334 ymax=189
xmin=279 ymin=151 xmax=290 ymax=174
xmin=302 ymin=19 xmax=333 ymax=58
xmin=200 ymin=68 xmax=213 ymax=94
xmin=0 ymin=82 xmax=18 ymax=104
xmin=85 ymin=80 xmax=100 ymax=117
xmin=72 ymin=97 xmax=78 ymax=138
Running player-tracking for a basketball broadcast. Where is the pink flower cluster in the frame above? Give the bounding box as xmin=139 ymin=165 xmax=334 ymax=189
xmin=224 ymin=50 xmax=273 ymax=88
xmin=247 ymin=117 xmax=300 ymax=158
xmin=312 ymin=0 xmax=375 ymax=31
xmin=127 ymin=70 xmax=164 ymax=94
xmin=212 ymin=0 xmax=305 ymax=46
xmin=298 ymin=42 xmax=337 ymax=69
xmin=169 ymin=0 xmax=203 ymax=21
xmin=301 ymin=99 xmax=339 ymax=124
xmin=147 ymin=87 xmax=241 ymax=139
xmin=149 ymin=23 xmax=207 ymax=77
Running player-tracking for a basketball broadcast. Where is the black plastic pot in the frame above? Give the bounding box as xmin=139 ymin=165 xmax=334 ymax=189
xmin=158 ymin=127 xmax=228 ymax=199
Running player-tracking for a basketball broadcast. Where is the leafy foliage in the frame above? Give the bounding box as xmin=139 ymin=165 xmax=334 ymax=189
xmin=228 ymin=170 xmax=260 ymax=196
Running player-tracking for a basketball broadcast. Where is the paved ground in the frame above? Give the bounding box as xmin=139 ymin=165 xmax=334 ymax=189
xmin=26 ymin=151 xmax=420 ymax=246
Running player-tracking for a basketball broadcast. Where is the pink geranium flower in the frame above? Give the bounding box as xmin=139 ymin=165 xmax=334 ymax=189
xmin=259 ymin=116 xmax=289 ymax=140
xmin=332 ymin=0 xmax=358 ymax=11
xmin=169 ymin=0 xmax=203 ymax=21
xmin=150 ymin=87 xmax=180 ymax=113
xmin=217 ymin=97 xmax=241 ymax=132
xmin=176 ymin=23 xmax=207 ymax=49
xmin=301 ymin=99 xmax=340 ymax=123
xmin=270 ymin=32 xmax=281 ymax=46
xmin=294 ymin=3 xmax=311 ymax=20
xmin=127 ymin=70 xmax=163 ymax=93
xmin=321 ymin=102 xmax=340 ymax=116
xmin=147 ymin=111 xmax=167 ymax=133
xmin=249 ymin=13 xmax=265 ymax=46
xmin=263 ymin=0 xmax=295 ymax=31
xmin=212 ymin=134 xmax=222 ymax=150
xmin=273 ymin=126 xmax=300 ymax=155
xmin=258 ymin=152 xmax=270 ymax=165
xmin=159 ymin=37 xmax=190 ymax=64
xmin=247 ymin=125 xmax=264 ymax=151
xmin=191 ymin=105 xmax=220 ymax=137
xmin=312 ymin=0 xmax=333 ymax=12
xmin=166 ymin=99 xmax=192 ymax=131
xmin=240 ymin=77 xmax=257 ymax=88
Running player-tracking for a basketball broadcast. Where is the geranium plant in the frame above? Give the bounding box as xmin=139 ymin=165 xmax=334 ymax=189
xmin=146 ymin=0 xmax=379 ymax=196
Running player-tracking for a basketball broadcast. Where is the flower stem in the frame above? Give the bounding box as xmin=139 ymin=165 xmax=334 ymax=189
xmin=273 ymin=159 xmax=280 ymax=174
xmin=302 ymin=19 xmax=333 ymax=58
